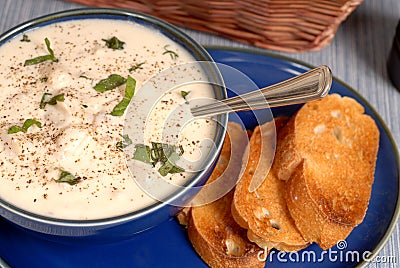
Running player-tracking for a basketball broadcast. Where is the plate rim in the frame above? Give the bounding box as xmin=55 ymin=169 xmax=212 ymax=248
xmin=205 ymin=45 xmax=400 ymax=268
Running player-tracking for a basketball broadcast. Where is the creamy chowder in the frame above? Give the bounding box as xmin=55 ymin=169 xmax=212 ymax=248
xmin=0 ymin=19 xmax=217 ymax=220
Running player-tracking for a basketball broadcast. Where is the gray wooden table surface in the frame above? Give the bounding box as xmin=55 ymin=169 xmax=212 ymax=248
xmin=0 ymin=0 xmax=399 ymax=267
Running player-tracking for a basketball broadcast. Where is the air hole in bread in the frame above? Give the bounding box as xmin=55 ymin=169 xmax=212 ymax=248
xmin=333 ymin=127 xmax=343 ymax=143
xmin=224 ymin=228 xmax=246 ymax=257
xmin=331 ymin=110 xmax=342 ymax=118
xmin=314 ymin=124 xmax=326 ymax=134
xmin=262 ymin=208 xmax=271 ymax=218
xmin=270 ymin=219 xmax=280 ymax=230
xmin=254 ymin=208 xmax=264 ymax=220
xmin=248 ymin=168 xmax=255 ymax=175
xmin=225 ymin=238 xmax=243 ymax=257
xmin=254 ymin=207 xmax=271 ymax=220
xmin=254 ymin=190 xmax=261 ymax=199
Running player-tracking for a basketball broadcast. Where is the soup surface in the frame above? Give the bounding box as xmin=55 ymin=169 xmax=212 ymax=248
xmin=0 ymin=19 xmax=216 ymax=220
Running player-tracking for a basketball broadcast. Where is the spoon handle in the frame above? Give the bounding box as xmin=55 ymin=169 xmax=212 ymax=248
xmin=191 ymin=65 xmax=332 ymax=117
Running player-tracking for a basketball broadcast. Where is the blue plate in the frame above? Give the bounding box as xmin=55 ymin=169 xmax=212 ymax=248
xmin=1 ymin=47 xmax=399 ymax=268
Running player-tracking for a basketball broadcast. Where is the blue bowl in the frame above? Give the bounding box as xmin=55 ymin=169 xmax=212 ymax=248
xmin=0 ymin=8 xmax=227 ymax=243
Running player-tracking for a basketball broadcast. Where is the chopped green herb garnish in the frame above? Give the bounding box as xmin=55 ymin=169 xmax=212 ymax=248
xmin=128 ymin=62 xmax=145 ymax=72
xmin=40 ymin=77 xmax=48 ymax=83
xmin=102 ymin=36 xmax=125 ymax=50
xmin=110 ymin=75 xmax=136 ymax=116
xmin=133 ymin=142 xmax=185 ymax=176
xmin=24 ymin=38 xmax=58 ymax=66
xmin=55 ymin=170 xmax=80 ymax=185
xmin=158 ymin=151 xmax=184 ymax=176
xmin=79 ymin=75 xmax=92 ymax=80
xmin=40 ymin=93 xmax=65 ymax=109
xmin=116 ymin=134 xmax=133 ymax=151
xmin=93 ymin=74 xmax=126 ymax=93
xmin=181 ymin=90 xmax=190 ymax=104
xmin=40 ymin=93 xmax=52 ymax=108
xmin=133 ymin=144 xmax=152 ymax=164
xmin=8 ymin=126 xmax=25 ymax=134
xmin=162 ymin=45 xmax=179 ymax=60
xmin=20 ymin=34 xmax=30 ymax=42
xmin=8 ymin=119 xmax=42 ymax=134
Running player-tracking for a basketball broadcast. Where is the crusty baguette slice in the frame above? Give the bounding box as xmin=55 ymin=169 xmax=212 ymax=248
xmin=188 ymin=122 xmax=265 ymax=268
xmin=274 ymin=94 xmax=380 ymax=249
xmin=188 ymin=190 xmax=265 ymax=268
xmin=232 ymin=118 xmax=309 ymax=252
xmin=284 ymin=161 xmax=354 ymax=249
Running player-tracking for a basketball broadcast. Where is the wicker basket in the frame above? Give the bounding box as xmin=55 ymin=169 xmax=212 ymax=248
xmin=66 ymin=0 xmax=363 ymax=52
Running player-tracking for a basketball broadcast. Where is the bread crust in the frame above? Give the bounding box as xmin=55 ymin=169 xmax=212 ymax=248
xmin=188 ymin=122 xmax=264 ymax=268
xmin=284 ymin=161 xmax=353 ymax=250
xmin=275 ymin=94 xmax=380 ymax=249
xmin=232 ymin=118 xmax=309 ymax=252
xmin=185 ymin=93 xmax=380 ymax=263
xmin=188 ymin=191 xmax=264 ymax=268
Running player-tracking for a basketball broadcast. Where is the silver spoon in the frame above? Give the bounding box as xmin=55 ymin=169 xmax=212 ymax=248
xmin=190 ymin=65 xmax=332 ymax=117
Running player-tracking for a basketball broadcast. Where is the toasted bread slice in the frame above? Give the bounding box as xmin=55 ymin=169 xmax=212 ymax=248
xmin=274 ymin=94 xmax=379 ymax=249
xmin=284 ymin=161 xmax=354 ymax=249
xmin=188 ymin=190 xmax=265 ymax=268
xmin=188 ymin=122 xmax=264 ymax=268
xmin=232 ymin=118 xmax=309 ymax=252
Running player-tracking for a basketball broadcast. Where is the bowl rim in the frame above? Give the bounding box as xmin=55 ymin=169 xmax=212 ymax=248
xmin=0 ymin=8 xmax=228 ymax=227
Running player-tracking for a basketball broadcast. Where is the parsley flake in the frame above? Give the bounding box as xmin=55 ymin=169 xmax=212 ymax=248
xmin=20 ymin=34 xmax=30 ymax=42
xmin=8 ymin=119 xmax=42 ymax=134
xmin=162 ymin=45 xmax=179 ymax=60
xmin=181 ymin=91 xmax=190 ymax=104
xmin=24 ymin=38 xmax=58 ymax=66
xmin=110 ymin=75 xmax=136 ymax=116
xmin=79 ymin=75 xmax=92 ymax=80
xmin=102 ymin=36 xmax=125 ymax=50
xmin=93 ymin=74 xmax=126 ymax=93
xmin=128 ymin=62 xmax=145 ymax=72
xmin=133 ymin=142 xmax=185 ymax=176
xmin=55 ymin=170 xmax=80 ymax=185
xmin=40 ymin=93 xmax=65 ymax=109
xmin=133 ymin=144 xmax=152 ymax=164
xmin=116 ymin=134 xmax=133 ymax=151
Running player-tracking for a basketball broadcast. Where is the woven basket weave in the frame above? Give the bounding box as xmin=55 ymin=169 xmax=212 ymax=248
xmin=66 ymin=0 xmax=363 ymax=52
